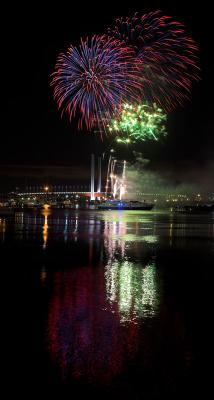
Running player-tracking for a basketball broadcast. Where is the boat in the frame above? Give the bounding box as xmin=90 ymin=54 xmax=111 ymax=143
xmin=98 ymin=200 xmax=154 ymax=210
xmin=173 ymin=204 xmax=214 ymax=213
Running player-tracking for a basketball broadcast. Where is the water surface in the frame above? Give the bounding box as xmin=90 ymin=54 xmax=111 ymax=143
xmin=1 ymin=209 xmax=213 ymax=398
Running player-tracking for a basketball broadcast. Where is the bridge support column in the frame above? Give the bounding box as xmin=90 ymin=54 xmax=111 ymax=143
xmin=90 ymin=154 xmax=95 ymax=201
xmin=97 ymin=156 xmax=101 ymax=198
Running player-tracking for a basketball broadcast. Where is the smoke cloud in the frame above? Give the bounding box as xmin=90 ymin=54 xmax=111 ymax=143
xmin=125 ymin=152 xmax=214 ymax=201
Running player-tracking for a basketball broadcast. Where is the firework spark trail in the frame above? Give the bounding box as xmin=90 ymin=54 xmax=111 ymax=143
xmin=51 ymin=35 xmax=143 ymax=131
xmin=108 ymin=11 xmax=200 ymax=111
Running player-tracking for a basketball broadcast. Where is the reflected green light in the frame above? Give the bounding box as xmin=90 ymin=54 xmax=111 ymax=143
xmin=105 ymin=260 xmax=159 ymax=323
xmin=119 ymin=261 xmax=133 ymax=318
xmin=108 ymin=234 xmax=158 ymax=243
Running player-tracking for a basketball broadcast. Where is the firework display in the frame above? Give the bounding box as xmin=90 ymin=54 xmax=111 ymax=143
xmin=108 ymin=11 xmax=200 ymax=111
xmin=51 ymin=11 xmax=199 ymax=135
xmin=108 ymin=103 xmax=167 ymax=143
xmin=51 ymin=35 xmax=142 ymax=131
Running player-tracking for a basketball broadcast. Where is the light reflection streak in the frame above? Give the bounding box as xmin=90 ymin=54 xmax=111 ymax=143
xmin=14 ymin=212 xmax=24 ymax=240
xmin=63 ymin=214 xmax=68 ymax=242
xmin=0 ymin=218 xmax=6 ymax=242
xmin=74 ymin=214 xmax=79 ymax=242
xmin=42 ymin=206 xmax=51 ymax=249
xmin=105 ymin=260 xmax=158 ymax=323
xmin=40 ymin=265 xmax=47 ymax=284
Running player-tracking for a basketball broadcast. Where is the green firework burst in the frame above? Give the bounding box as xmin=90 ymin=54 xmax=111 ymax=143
xmin=109 ymin=103 xmax=167 ymax=143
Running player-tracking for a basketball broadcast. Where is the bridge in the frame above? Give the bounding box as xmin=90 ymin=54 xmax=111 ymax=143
xmin=15 ymin=191 xmax=106 ymax=199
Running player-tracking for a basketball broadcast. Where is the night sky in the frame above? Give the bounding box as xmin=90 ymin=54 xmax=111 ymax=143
xmin=1 ymin=1 xmax=214 ymax=188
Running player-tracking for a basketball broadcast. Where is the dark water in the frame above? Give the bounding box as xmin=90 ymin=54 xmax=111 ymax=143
xmin=1 ymin=209 xmax=214 ymax=398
